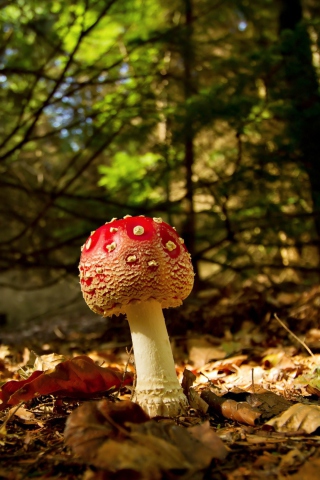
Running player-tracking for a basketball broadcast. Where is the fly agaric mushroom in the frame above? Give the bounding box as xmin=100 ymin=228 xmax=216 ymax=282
xmin=79 ymin=215 xmax=194 ymax=417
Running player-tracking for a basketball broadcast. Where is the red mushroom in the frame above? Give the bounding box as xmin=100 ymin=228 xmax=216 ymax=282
xmin=79 ymin=215 xmax=194 ymax=417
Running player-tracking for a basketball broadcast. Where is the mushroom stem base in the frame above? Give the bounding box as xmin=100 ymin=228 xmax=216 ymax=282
xmin=126 ymin=300 xmax=188 ymax=417
xmin=132 ymin=387 xmax=188 ymax=418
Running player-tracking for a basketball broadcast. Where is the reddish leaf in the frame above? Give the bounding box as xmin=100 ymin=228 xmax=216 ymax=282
xmin=0 ymin=355 xmax=132 ymax=409
xmin=0 ymin=371 xmax=43 ymax=406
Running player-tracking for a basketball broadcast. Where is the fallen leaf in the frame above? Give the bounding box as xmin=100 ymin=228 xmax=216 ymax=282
xmin=188 ymin=388 xmax=209 ymax=414
xmin=187 ymin=337 xmax=226 ymax=368
xmin=295 ymin=368 xmax=320 ymax=396
xmin=246 ymin=391 xmax=292 ymax=420
xmin=182 ymin=369 xmax=209 ymax=413
xmin=188 ymin=420 xmax=225 ymax=455
xmin=221 ymin=399 xmax=261 ymax=426
xmin=9 ymin=405 xmax=35 ymax=422
xmin=206 ymin=355 xmax=248 ymax=374
xmin=65 ymin=399 xmax=228 ymax=478
xmin=279 ymin=448 xmax=303 ymax=470
xmin=306 ymin=385 xmax=320 ymax=396
xmin=0 ymin=346 xmax=10 ymax=360
xmin=253 ymin=451 xmax=279 ymax=468
xmin=182 ymin=368 xmax=196 ymax=395
xmin=0 ymin=370 xmax=43 ymax=406
xmin=33 ymin=352 xmax=67 ymax=371
xmin=262 ymin=351 xmax=296 ymax=370
xmin=226 ymin=466 xmax=252 ymax=479
xmin=201 ymin=389 xmax=261 ymax=426
xmin=201 ymin=388 xmax=292 ymax=425
xmin=0 ymin=355 xmax=132 ymax=410
xmin=266 ymin=403 xmax=320 ymax=434
xmin=17 ymin=351 xmax=69 ymax=380
xmin=289 ymin=457 xmax=320 ymax=480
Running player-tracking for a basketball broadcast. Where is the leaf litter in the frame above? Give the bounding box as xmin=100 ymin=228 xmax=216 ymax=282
xmin=64 ymin=399 xmax=227 ymax=479
xmin=1 ymin=287 xmax=320 ymax=478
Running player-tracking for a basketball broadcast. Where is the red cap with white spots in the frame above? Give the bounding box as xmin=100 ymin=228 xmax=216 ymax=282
xmin=79 ymin=215 xmax=194 ymax=317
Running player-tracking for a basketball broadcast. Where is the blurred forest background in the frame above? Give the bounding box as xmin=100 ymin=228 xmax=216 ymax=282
xmin=0 ymin=0 xmax=320 ymax=332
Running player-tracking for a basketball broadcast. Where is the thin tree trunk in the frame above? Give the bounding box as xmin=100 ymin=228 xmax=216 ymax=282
xmin=182 ymin=0 xmax=200 ymax=286
xmin=278 ymin=0 xmax=320 ymax=258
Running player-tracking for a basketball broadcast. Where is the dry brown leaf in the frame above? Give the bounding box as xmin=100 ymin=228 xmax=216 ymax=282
xmin=306 ymin=384 xmax=320 ymax=396
xmin=187 ymin=337 xmax=226 ymax=368
xmin=201 ymin=389 xmax=261 ymax=426
xmin=10 ymin=405 xmax=35 ymax=422
xmin=289 ymin=457 xmax=320 ymax=480
xmin=182 ymin=368 xmax=196 ymax=389
xmin=279 ymin=448 xmax=303 ymax=470
xmin=295 ymin=367 xmax=320 ymax=396
xmin=226 ymin=466 xmax=253 ymax=480
xmin=181 ymin=369 xmax=209 ymax=414
xmin=33 ymin=352 xmax=67 ymax=371
xmin=262 ymin=349 xmax=297 ymax=369
xmin=253 ymin=451 xmax=279 ymax=468
xmin=0 ymin=346 xmax=10 ymax=361
xmin=188 ymin=388 xmax=209 ymax=413
xmin=206 ymin=355 xmax=248 ymax=374
xmin=221 ymin=400 xmax=261 ymax=426
xmin=188 ymin=420 xmax=226 ymax=454
xmin=266 ymin=403 xmax=320 ymax=433
xmin=246 ymin=391 xmax=292 ymax=420
xmin=64 ymin=399 xmax=228 ymax=478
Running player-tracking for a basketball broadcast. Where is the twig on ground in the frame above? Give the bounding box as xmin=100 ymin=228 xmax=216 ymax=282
xmin=274 ymin=313 xmax=314 ymax=357
xmin=116 ymin=346 xmax=134 ymax=398
xmin=0 ymin=402 xmax=24 ymax=436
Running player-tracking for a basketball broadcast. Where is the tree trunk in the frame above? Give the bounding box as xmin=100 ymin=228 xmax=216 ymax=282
xmin=181 ymin=0 xmax=200 ymax=286
xmin=278 ymin=0 xmax=320 ymax=256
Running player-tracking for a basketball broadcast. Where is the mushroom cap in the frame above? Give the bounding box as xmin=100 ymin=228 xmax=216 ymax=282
xmin=79 ymin=216 xmax=194 ymax=316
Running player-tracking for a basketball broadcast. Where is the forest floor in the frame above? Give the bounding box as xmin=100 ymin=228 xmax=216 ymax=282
xmin=1 ymin=284 xmax=320 ymax=480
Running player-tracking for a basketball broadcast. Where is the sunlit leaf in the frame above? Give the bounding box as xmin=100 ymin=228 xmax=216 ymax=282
xmin=0 ymin=356 xmax=132 ymax=410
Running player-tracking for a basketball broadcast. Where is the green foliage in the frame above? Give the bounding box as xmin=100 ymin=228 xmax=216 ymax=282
xmin=98 ymin=151 xmax=163 ymax=204
xmin=0 ymin=0 xmax=319 ymax=292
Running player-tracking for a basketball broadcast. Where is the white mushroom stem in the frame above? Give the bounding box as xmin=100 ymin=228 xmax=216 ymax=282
xmin=125 ymin=299 xmax=188 ymax=417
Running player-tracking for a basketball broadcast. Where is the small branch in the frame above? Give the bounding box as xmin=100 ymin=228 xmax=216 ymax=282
xmin=274 ymin=314 xmax=314 ymax=357
xmin=116 ymin=346 xmax=133 ymax=399
xmin=0 ymin=402 xmax=24 ymax=436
